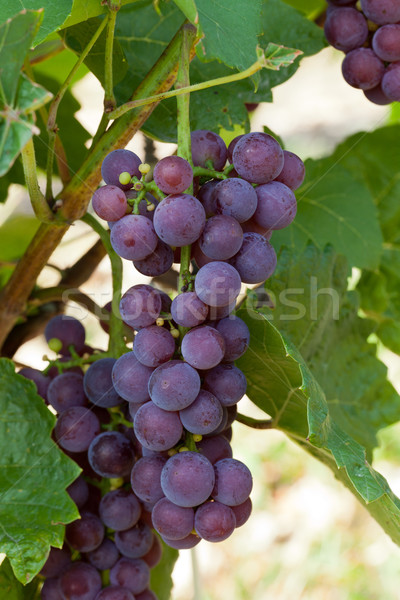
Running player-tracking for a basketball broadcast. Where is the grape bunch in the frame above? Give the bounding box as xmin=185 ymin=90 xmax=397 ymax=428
xmin=20 ymin=128 xmax=303 ymax=600
xmin=324 ymin=0 xmax=400 ymax=104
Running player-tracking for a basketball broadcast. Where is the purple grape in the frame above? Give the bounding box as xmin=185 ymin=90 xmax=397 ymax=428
xmin=195 ymin=262 xmax=241 ymax=307
xmin=254 ymin=181 xmax=297 ymax=230
xmin=67 ymin=475 xmax=89 ymax=509
xmin=382 ymin=62 xmax=400 ymax=101
xmin=135 ymin=591 xmax=158 ymax=600
xmin=372 ymin=24 xmax=400 ymax=62
xmin=114 ymin=523 xmax=154 ymax=559
xmin=227 ymin=135 xmax=243 ymax=162
xmin=112 ymin=352 xmax=154 ymax=403
xmin=130 ymin=455 xmax=166 ymax=504
xmin=274 ymin=150 xmax=305 ymax=190
xmin=194 ymin=500 xmax=236 ymax=542
xmin=181 ymin=326 xmax=225 ymax=370
xmin=342 ymin=48 xmax=385 ymax=90
xmin=196 ymin=434 xmax=233 ymax=464
xmin=360 ymin=0 xmax=400 ymax=25
xmin=161 ymin=533 xmax=200 ymax=549
xmin=18 ymin=367 xmax=50 ymax=400
xmin=363 ymin=83 xmax=391 ymax=105
xmin=324 ymin=7 xmax=368 ymax=52
xmin=109 ymin=557 xmax=150 ymax=592
xmin=92 ymin=185 xmax=128 ymax=222
xmin=207 ymin=301 xmax=237 ymax=321
xmin=95 ymin=587 xmax=135 ymax=600
xmin=55 ymin=407 xmax=100 ymax=453
xmin=142 ymin=535 xmax=162 ymax=568
xmin=41 ymin=577 xmax=63 ymax=600
xmin=161 ymin=451 xmax=215 ymax=507
xmin=133 ymin=326 xmax=176 ymax=368
xmin=148 ymin=360 xmax=201 ymax=411
xmin=153 ymin=156 xmax=193 ymax=194
xmin=206 ymin=405 xmax=229 ymax=436
xmin=47 ymin=372 xmax=87 ymax=412
xmin=196 ymin=179 xmax=218 ymax=217
xmin=151 ymin=497 xmax=194 ymax=540
xmin=191 ymin=130 xmax=227 ymax=171
xmin=66 ymin=512 xmax=104 ymax=553
xmin=179 ymin=389 xmax=223 ymax=434
xmin=171 ymin=292 xmax=208 ymax=328
xmin=213 ymin=178 xmax=258 ymax=223
xmin=119 ymin=285 xmax=162 ymax=329
xmin=153 ymin=194 xmax=206 ymax=247
xmin=99 ymin=489 xmax=142 ymax=531
xmin=192 ymin=240 xmax=214 ymax=268
xmin=84 ymin=358 xmax=121 ymax=408
xmin=232 ymin=133 xmax=284 ymax=184
xmin=40 ymin=546 xmax=71 ymax=578
xmin=134 ymin=402 xmax=183 ymax=451
xmin=212 ymin=458 xmax=253 ymax=506
xmin=110 ymin=215 xmax=158 ymax=261
xmin=86 ymin=538 xmax=120 ymax=570
xmin=101 ymin=149 xmax=141 ymax=191
xmin=88 ymin=431 xmax=135 ymax=478
xmin=133 ymin=240 xmax=174 ymax=277
xmin=203 ymin=363 xmax=247 ymax=406
xmin=215 ymin=316 xmax=250 ymax=362
xmin=199 ymin=215 xmax=243 ymax=260
xmin=59 ymin=562 xmax=102 ymax=600
xmin=229 ymin=232 xmax=277 ymax=284
xmin=231 ymin=497 xmax=252 ymax=527
xmin=240 ymin=217 xmax=272 ymax=237
xmin=45 ymin=315 xmax=85 ymax=356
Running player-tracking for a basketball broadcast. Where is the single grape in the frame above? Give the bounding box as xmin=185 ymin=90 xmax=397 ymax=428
xmin=171 ymin=292 xmax=208 ymax=328
xmin=324 ymin=7 xmax=368 ymax=52
xmin=40 ymin=577 xmax=63 ymax=600
xmin=231 ymin=497 xmax=253 ymax=528
xmin=67 ymin=475 xmax=89 ymax=509
xmin=195 ymin=262 xmax=241 ymax=307
xmin=181 ymin=326 xmax=225 ymax=370
xmin=58 ymin=562 xmax=102 ymax=600
xmin=341 ymin=48 xmax=385 ymax=90
xmin=134 ymin=401 xmax=183 ymax=451
xmin=47 ymin=372 xmax=87 ymax=413
xmin=215 ymin=315 xmax=250 ymax=362
xmin=92 ymin=185 xmax=128 ymax=222
xmin=240 ymin=217 xmax=272 ymax=237
xmin=153 ymin=156 xmax=193 ymax=194
xmin=207 ymin=300 xmax=237 ymax=321
xmin=114 ymin=522 xmax=154 ymax=559
xmin=274 ymin=150 xmax=305 ymax=191
xmin=66 ymin=512 xmax=104 ymax=553
xmin=203 ymin=363 xmax=247 ymax=406
xmin=161 ymin=533 xmax=200 ymax=550
xmin=363 ymin=84 xmax=391 ymax=105
xmin=212 ymin=458 xmax=253 ymax=506
xmin=148 ymin=360 xmax=201 ymax=411
xmin=133 ymin=240 xmax=174 ymax=277
xmin=101 ymin=149 xmax=141 ymax=191
xmin=160 ymin=451 xmax=215 ymax=507
xmin=360 ymin=0 xmax=400 ymax=25
xmin=372 ymin=24 xmax=400 ymax=62
xmin=227 ymin=135 xmax=243 ymax=162
xmin=199 ymin=215 xmax=243 ymax=260
xmin=18 ymin=367 xmax=50 ymax=400
xmin=110 ymin=215 xmax=158 ymax=261
xmin=194 ymin=500 xmax=236 ymax=542
xmin=196 ymin=179 xmax=218 ymax=217
xmin=254 ymin=181 xmax=297 ymax=230
xmin=192 ymin=240 xmax=214 ymax=268
xmin=95 ymin=587 xmax=135 ymax=600
xmin=191 ymin=130 xmax=227 ymax=170
xmin=196 ymin=434 xmax=233 ymax=464
xmin=86 ymin=538 xmax=120 ymax=571
xmin=179 ymin=389 xmax=223 ymax=435
xmin=229 ymin=232 xmax=277 ymax=284
xmin=40 ymin=546 xmax=71 ymax=578
xmin=55 ymin=407 xmax=100 ymax=453
xmin=119 ymin=284 xmax=162 ymax=329
xmin=131 ymin=455 xmax=166 ymax=503
xmin=232 ymin=132 xmax=284 ymax=184
xmin=151 ymin=497 xmax=194 ymax=540
xmin=382 ymin=62 xmax=400 ymax=101
xmin=141 ymin=534 xmax=162 ymax=568
xmin=88 ymin=431 xmax=135 ymax=478
xmin=109 ymin=557 xmax=150 ymax=595
xmin=45 ymin=315 xmax=85 ymax=356
xmin=112 ymin=352 xmax=154 ymax=403
xmin=153 ymin=194 xmax=205 ymax=247
xmin=133 ymin=326 xmax=176 ymax=368
xmin=84 ymin=358 xmax=121 ymax=408
xmin=99 ymin=489 xmax=142 ymax=531
xmin=213 ymin=178 xmax=258 ymax=223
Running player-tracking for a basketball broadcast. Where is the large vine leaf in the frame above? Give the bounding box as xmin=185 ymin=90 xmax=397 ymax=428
xmin=60 ymin=0 xmax=138 ymax=30
xmin=0 ymin=559 xmax=40 ymax=600
xmin=0 ymin=0 xmax=73 ymax=45
xmin=0 ymin=359 xmax=80 ymax=583
xmin=280 ymin=0 xmax=325 ymax=18
xmin=237 ymin=244 xmax=400 ymax=544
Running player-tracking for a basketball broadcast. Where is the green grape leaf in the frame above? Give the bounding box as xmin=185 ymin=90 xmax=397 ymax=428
xmin=0 ymin=359 xmax=80 ymax=583
xmin=280 ymin=0 xmax=325 ymax=18
xmin=0 ymin=215 xmax=40 ymax=262
xmin=150 ymin=538 xmax=179 ymax=600
xmin=171 ymin=0 xmax=197 ymax=22
xmin=237 ymin=245 xmax=400 ymax=545
xmin=0 ymin=559 xmax=40 ymax=600
xmin=0 ymin=1 xmax=73 ymax=45
xmin=195 ymin=0 xmax=262 ymax=70
xmin=262 ymin=42 xmax=303 ymax=70
xmin=60 ymin=0 xmax=138 ymax=30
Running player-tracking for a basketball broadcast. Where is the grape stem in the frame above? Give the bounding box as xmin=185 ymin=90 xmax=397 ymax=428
xmin=104 ymin=1 xmax=122 ymax=112
xmin=236 ymin=413 xmax=275 ymax=429
xmin=20 ymin=138 xmax=55 ymax=223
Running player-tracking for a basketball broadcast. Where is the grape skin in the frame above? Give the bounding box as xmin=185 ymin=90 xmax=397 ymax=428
xmin=232 ymin=132 xmax=284 ymax=184
xmin=360 ymin=0 xmax=400 ymax=25
xmin=160 ymin=451 xmax=215 ymax=507
xmin=133 ymin=240 xmax=174 ymax=277
xmin=215 ymin=315 xmax=250 ymax=362
xmin=274 ymin=150 xmax=305 ymax=191
xmin=112 ymin=352 xmax=154 ymax=403
xmin=119 ymin=284 xmax=162 ymax=329
xmin=95 ymin=587 xmax=135 ymax=600
xmin=133 ymin=326 xmax=176 ymax=368
xmin=181 ymin=325 xmax=225 ymax=370
xmin=194 ymin=500 xmax=236 ymax=542
xmin=254 ymin=181 xmax=297 ymax=230
xmin=153 ymin=156 xmax=193 ymax=194
xmin=84 ymin=358 xmax=121 ymax=408
xmin=55 ymin=407 xmax=100 ymax=453
xmin=382 ymin=62 xmax=400 ymax=101
xmin=213 ymin=178 xmax=258 ymax=223
xmin=372 ymin=25 xmax=400 ymax=62
xmin=199 ymin=214 xmax=243 ymax=260
xmin=101 ymin=149 xmax=141 ymax=191
xmin=47 ymin=372 xmax=87 ymax=413
xmin=170 ymin=292 xmax=208 ymax=328
xmin=179 ymin=389 xmax=223 ymax=435
xmin=229 ymin=232 xmax=277 ymax=284
xmin=134 ymin=401 xmax=183 ymax=451
xmin=191 ymin=129 xmax=227 ymax=171
xmin=148 ymin=360 xmax=201 ymax=411
xmin=130 ymin=455 xmax=167 ymax=504
xmin=324 ymin=7 xmax=368 ymax=52
xmin=151 ymin=497 xmax=195 ymax=540
xmin=99 ymin=489 xmax=142 ymax=531
xmin=66 ymin=512 xmax=104 ymax=553
xmin=196 ymin=434 xmax=233 ymax=464
xmin=58 ymin=562 xmax=102 ymax=600
xmin=203 ymin=363 xmax=247 ymax=406
xmin=194 ymin=261 xmax=241 ymax=307
xmin=341 ymin=48 xmax=385 ymax=90
xmin=86 ymin=539 xmax=120 ymax=571
xmin=109 ymin=557 xmax=150 ymax=595
xmin=92 ymin=185 xmax=128 ymax=222
xmin=212 ymin=458 xmax=253 ymax=506
xmin=114 ymin=522 xmax=154 ymax=559
xmin=44 ymin=315 xmax=85 ymax=356
xmin=153 ymin=194 xmax=206 ymax=247
xmin=110 ymin=215 xmax=158 ymax=261
xmin=161 ymin=533 xmax=200 ymax=549
xmin=88 ymin=431 xmax=135 ymax=478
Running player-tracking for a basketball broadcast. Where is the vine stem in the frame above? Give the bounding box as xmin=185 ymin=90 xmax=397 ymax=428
xmin=20 ymin=138 xmax=55 ymax=223
xmin=235 ymin=413 xmax=275 ymax=429
xmin=104 ymin=1 xmax=121 ymax=112
xmin=81 ymin=213 xmax=126 ymax=357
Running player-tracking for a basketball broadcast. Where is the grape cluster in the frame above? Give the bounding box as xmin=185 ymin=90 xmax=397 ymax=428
xmin=21 ymin=129 xmax=303 ymax=600
xmin=324 ymin=0 xmax=400 ymax=104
